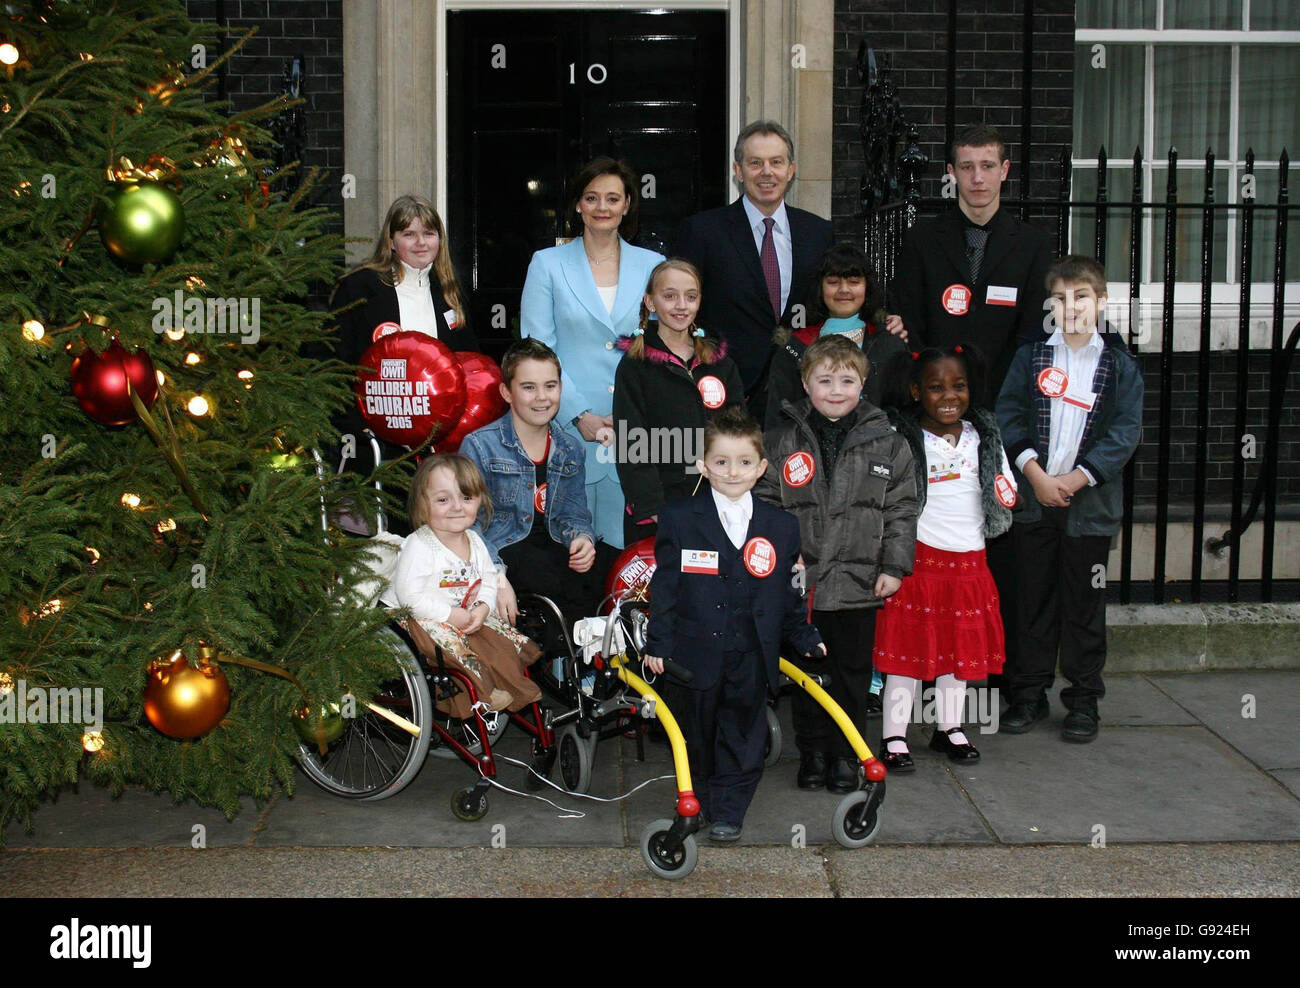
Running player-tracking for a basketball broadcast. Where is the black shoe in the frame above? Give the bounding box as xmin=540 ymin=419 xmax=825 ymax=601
xmin=826 ymin=757 xmax=859 ymax=793
xmin=880 ymin=736 xmax=914 ymax=773
xmin=1062 ymin=708 xmax=1099 ymax=743
xmin=864 ymin=692 xmax=883 ymax=717
xmin=796 ymin=750 xmax=827 ymax=790
xmin=929 ymin=727 xmax=981 ymax=763
xmin=1000 ymin=698 xmax=1049 ymax=734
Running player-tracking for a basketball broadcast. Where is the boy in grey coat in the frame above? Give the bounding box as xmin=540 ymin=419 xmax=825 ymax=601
xmin=756 ymin=336 xmax=918 ymax=791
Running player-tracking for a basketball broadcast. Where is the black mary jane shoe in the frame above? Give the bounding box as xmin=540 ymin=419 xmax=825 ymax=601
xmin=880 ymin=736 xmax=915 ymax=773
xmin=929 ymin=727 xmax=981 ymax=763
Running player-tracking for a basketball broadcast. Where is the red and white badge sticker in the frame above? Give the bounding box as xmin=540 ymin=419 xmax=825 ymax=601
xmin=782 ymin=451 xmax=816 ymax=487
xmin=994 ymin=473 xmax=1017 ymax=508
xmin=1037 ymin=366 xmax=1068 ymax=398
xmin=681 ymin=549 xmax=720 ymax=574
xmin=697 ymin=374 xmax=726 ymax=410
xmin=743 ymin=537 xmax=776 ymax=578
xmin=534 ymin=482 xmax=547 ymax=515
xmin=942 ymin=284 xmax=972 ymax=316
xmin=371 ymin=321 xmax=402 ymax=342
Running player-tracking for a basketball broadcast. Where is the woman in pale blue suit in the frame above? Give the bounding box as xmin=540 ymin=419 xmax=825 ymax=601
xmin=521 ymin=156 xmax=665 ymax=548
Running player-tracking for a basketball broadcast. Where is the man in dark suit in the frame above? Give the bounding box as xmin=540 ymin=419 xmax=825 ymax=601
xmin=892 ymin=123 xmax=1053 ymax=397
xmin=892 ymin=124 xmax=1055 ymax=694
xmin=645 ymin=409 xmax=824 ymax=842
xmin=675 ymin=120 xmax=834 ymax=403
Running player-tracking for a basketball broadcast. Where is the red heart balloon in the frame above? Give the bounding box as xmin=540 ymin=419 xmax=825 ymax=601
xmin=355 ymin=332 xmax=466 ymax=447
xmin=70 ymin=339 xmax=160 ymax=426
xmin=603 ymin=536 xmax=657 ymax=613
xmin=436 ymin=352 xmax=508 ymax=452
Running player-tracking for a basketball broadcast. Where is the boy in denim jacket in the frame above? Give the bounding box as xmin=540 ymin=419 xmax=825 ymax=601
xmin=460 ymin=339 xmax=616 ymax=628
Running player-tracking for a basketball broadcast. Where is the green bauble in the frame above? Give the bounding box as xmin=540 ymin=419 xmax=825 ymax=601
xmin=99 ymin=181 xmax=185 ymax=264
xmin=293 ymin=702 xmax=346 ymax=746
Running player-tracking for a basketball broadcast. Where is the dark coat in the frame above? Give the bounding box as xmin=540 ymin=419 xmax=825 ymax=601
xmin=892 ymin=206 xmax=1053 ymax=395
xmin=610 ymin=329 xmax=746 ymax=523
xmin=331 ymin=267 xmax=480 ymax=370
xmin=996 ymin=332 xmax=1144 ymax=537
xmin=756 ymin=398 xmax=919 ymax=610
xmin=674 ymin=198 xmax=833 ymax=394
xmin=887 ymin=405 xmax=1015 ymax=541
xmin=647 ymin=488 xmax=823 ymax=691
xmin=763 ymin=321 xmax=907 ymax=430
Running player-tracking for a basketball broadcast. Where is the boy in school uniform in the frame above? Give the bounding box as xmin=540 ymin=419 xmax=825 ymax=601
xmin=995 ymin=255 xmax=1144 ymax=743
xmin=757 ymin=335 xmax=918 ymax=792
xmin=644 ymin=407 xmax=825 ymax=843
xmin=460 ymin=339 xmax=617 ymax=630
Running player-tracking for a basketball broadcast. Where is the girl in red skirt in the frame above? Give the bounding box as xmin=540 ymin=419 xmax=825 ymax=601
xmin=874 ymin=345 xmax=1017 ymax=770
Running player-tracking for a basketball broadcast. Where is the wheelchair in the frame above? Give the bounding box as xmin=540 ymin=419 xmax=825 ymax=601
xmin=295 ymin=437 xmax=556 ymax=821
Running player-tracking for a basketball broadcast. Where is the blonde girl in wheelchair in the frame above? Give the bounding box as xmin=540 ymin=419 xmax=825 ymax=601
xmin=391 ymin=454 xmax=542 ymax=717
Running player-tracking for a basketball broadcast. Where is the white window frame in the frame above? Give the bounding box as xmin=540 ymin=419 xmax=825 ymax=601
xmin=1073 ymin=1 xmax=1300 ymax=348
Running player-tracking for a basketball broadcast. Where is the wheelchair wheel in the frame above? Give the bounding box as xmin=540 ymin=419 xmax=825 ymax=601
xmin=297 ymin=626 xmax=431 ymax=800
xmin=764 ymin=704 xmax=783 ymax=767
xmin=428 ymin=707 xmax=509 ymax=760
xmin=450 ymin=786 xmax=489 ymax=821
xmin=556 ymin=723 xmax=594 ymax=793
xmin=639 ymin=818 xmax=698 ymax=880
xmin=831 ymin=789 xmax=884 ymax=848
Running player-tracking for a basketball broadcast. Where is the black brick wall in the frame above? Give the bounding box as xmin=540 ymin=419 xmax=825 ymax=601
xmin=184 ymin=0 xmax=345 ymax=237
xmin=1132 ymin=351 xmax=1300 ymax=510
xmin=832 ymin=0 xmax=1075 ymax=242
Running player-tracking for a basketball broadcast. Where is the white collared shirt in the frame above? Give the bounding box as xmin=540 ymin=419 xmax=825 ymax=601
xmin=1014 ymin=329 xmax=1104 ymax=484
xmin=741 ymin=196 xmax=792 ymax=315
xmin=394 ymin=260 xmax=438 ymax=337
xmin=711 ymin=487 xmax=753 ymax=549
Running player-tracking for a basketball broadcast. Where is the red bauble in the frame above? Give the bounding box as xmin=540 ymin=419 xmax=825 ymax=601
xmin=603 ymin=536 xmax=657 ymax=612
xmin=436 ymin=352 xmax=508 ymax=452
xmin=355 ymin=332 xmax=467 ymax=447
xmin=70 ymin=339 xmax=160 ymax=426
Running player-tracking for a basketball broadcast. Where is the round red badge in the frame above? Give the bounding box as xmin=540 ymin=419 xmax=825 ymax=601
xmin=697 ymin=374 xmax=726 ymax=409
xmin=782 ymin=451 xmax=815 ymax=488
xmin=941 ymin=284 xmax=972 ymax=316
xmin=742 ymin=537 xmax=776 ymax=578
xmin=994 ymin=473 xmax=1017 ymax=509
xmin=1037 ymin=366 xmax=1069 ymax=398
xmin=371 ymin=321 xmax=402 ymax=342
xmin=534 ymin=482 xmax=547 ymax=515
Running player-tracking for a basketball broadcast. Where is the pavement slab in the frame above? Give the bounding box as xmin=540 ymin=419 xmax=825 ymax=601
xmin=958 ymin=725 xmax=1300 ymax=843
xmin=1146 ymin=670 xmax=1300 ymax=771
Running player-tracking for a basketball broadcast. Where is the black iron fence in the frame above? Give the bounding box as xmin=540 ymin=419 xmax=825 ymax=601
xmin=858 ymin=54 xmax=1297 ymax=605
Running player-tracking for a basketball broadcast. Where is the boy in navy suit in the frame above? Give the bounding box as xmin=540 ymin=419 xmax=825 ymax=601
xmin=645 ymin=407 xmax=825 ymax=842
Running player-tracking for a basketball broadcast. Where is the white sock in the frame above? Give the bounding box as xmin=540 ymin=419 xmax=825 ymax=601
xmin=936 ymin=674 xmax=969 ymax=745
xmin=883 ymin=675 xmax=917 ymax=753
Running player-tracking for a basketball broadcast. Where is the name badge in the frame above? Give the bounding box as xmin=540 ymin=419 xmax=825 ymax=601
xmin=681 ymin=549 xmax=719 ymax=575
xmin=928 ymin=462 xmax=961 ymax=484
xmin=986 ymin=285 xmax=1018 ymax=306
xmin=443 ymin=308 xmax=459 ymax=331
xmin=1061 ymin=379 xmax=1097 ymax=411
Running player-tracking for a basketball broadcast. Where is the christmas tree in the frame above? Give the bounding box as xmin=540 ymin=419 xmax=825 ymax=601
xmin=0 ymin=0 xmax=403 ymax=836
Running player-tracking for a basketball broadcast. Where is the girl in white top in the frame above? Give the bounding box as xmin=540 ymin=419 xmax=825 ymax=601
xmin=391 ymin=454 xmax=541 ymax=715
xmin=873 ymin=345 xmax=1017 ymax=771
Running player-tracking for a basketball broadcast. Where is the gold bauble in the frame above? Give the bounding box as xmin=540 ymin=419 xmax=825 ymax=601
xmin=143 ymin=647 xmax=230 ymax=739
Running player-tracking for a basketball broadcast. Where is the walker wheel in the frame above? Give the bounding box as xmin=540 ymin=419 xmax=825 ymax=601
xmin=639 ymin=818 xmax=698 ymax=880
xmin=557 ymin=723 xmax=595 ymax=794
xmin=831 ymin=789 xmax=883 ymax=848
xmin=450 ymin=786 xmax=489 ymax=822
xmin=764 ymin=704 xmax=783 ymax=767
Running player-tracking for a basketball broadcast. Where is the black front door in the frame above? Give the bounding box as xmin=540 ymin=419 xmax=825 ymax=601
xmin=447 ymin=8 xmax=728 ymax=356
